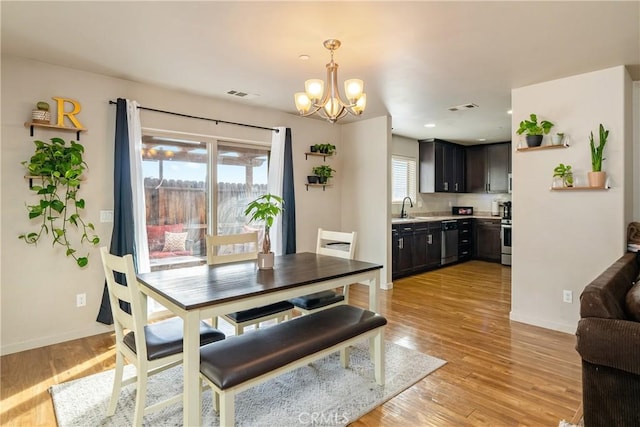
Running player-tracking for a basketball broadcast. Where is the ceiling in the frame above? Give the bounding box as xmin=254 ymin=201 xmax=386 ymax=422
xmin=2 ymin=1 xmax=639 ymax=144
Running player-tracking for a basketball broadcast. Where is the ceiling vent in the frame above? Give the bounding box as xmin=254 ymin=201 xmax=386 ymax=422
xmin=448 ymin=103 xmax=479 ymax=112
xmin=227 ymin=90 xmax=248 ymax=97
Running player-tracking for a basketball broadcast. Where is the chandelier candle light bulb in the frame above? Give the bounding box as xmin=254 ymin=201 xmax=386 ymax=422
xmin=294 ymin=39 xmax=366 ymax=123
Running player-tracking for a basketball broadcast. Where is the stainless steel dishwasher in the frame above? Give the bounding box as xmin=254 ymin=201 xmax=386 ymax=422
xmin=441 ymin=220 xmax=459 ymax=265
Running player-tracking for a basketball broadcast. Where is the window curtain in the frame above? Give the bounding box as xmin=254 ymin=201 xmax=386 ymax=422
xmin=281 ymin=128 xmax=296 ymax=254
xmin=96 ymin=98 xmax=148 ymax=324
xmin=267 ymin=127 xmax=296 ymax=255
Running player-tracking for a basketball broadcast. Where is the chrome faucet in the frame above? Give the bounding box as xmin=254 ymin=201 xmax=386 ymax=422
xmin=400 ymin=196 xmax=414 ymax=218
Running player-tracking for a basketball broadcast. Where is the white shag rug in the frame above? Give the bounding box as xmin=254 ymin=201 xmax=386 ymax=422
xmin=50 ymin=341 xmax=445 ymax=426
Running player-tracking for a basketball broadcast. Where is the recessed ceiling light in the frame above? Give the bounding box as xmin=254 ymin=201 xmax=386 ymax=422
xmin=424 ymin=123 xmax=436 ymax=128
xmin=477 ymin=138 xmax=487 ymax=142
xmin=507 ymin=110 xmax=513 ymax=115
xmin=299 ymin=54 xmax=310 ymax=60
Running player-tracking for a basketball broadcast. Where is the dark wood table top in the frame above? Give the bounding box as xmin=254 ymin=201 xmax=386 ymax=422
xmin=137 ymin=252 xmax=382 ymax=310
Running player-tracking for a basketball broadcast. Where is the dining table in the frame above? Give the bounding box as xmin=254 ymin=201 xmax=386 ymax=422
xmin=136 ymin=251 xmax=383 ymax=426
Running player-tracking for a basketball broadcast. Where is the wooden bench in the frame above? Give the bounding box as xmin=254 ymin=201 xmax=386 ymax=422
xmin=199 ymin=305 xmax=387 ymax=426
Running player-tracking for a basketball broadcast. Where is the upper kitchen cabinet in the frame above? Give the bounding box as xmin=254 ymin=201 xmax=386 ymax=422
xmin=419 ymin=139 xmax=465 ymax=193
xmin=465 ymin=142 xmax=511 ymax=193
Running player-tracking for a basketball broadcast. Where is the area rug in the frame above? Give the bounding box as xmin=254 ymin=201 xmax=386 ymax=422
xmin=50 ymin=341 xmax=445 ymax=426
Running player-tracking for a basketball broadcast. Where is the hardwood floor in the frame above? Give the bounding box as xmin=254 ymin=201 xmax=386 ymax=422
xmin=0 ymin=260 xmax=582 ymax=426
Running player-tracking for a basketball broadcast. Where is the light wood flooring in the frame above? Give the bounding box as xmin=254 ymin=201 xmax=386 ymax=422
xmin=1 ymin=260 xmax=582 ymax=426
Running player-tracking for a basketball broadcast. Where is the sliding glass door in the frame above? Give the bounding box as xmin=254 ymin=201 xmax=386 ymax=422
xmin=141 ymin=135 xmax=270 ymax=270
xmin=216 ymin=143 xmax=269 ymax=237
xmin=141 ymin=136 xmax=208 ymax=270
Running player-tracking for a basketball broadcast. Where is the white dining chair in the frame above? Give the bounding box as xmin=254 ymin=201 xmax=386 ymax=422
xmin=206 ymin=233 xmax=294 ymax=334
xmin=289 ymin=228 xmax=357 ymax=315
xmin=99 ymin=247 xmax=225 ymax=426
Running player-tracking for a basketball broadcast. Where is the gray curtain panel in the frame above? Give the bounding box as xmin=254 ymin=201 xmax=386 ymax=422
xmin=96 ymin=98 xmax=136 ymax=324
xmin=282 ymin=128 xmax=296 ymax=255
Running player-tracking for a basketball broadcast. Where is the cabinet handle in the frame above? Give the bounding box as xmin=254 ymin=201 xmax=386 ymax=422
xmin=399 ymin=237 xmax=403 ymax=249
xmin=455 ymin=183 xmax=458 ymax=192
xmin=428 ymin=234 xmax=432 ymax=245
xmin=444 ymin=182 xmax=448 ymax=191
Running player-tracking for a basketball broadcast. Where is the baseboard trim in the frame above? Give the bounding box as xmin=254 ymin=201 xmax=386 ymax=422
xmin=509 ymin=311 xmax=577 ymax=334
xmin=1 ymin=323 xmax=113 ymax=356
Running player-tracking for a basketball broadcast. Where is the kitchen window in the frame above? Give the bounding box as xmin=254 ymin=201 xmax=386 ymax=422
xmin=391 ymin=155 xmax=417 ymax=203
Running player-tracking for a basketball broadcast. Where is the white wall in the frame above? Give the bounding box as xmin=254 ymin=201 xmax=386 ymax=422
xmin=0 ymin=55 xmax=361 ymax=354
xmin=341 ymin=117 xmax=392 ymax=288
xmin=511 ymin=66 xmax=633 ymax=333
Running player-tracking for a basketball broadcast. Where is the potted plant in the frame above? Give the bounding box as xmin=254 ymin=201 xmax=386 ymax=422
xmin=553 ymin=163 xmax=574 ymax=187
xmin=312 ymin=164 xmax=335 ymax=184
xmin=588 ymin=123 xmax=609 ymax=188
xmin=551 ymin=132 xmax=565 ymax=146
xmin=313 ymin=143 xmax=336 ymax=155
xmin=516 ymin=113 xmax=554 ymax=147
xmin=19 ymin=137 xmax=100 ymax=267
xmin=244 ymin=193 xmax=284 ymax=269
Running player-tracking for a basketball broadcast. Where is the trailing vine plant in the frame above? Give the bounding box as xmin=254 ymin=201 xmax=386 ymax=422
xmin=19 ymin=137 xmax=100 ymax=267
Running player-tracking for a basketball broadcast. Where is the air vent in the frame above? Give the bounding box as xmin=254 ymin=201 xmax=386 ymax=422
xmin=227 ymin=90 xmax=248 ymax=97
xmin=448 ymin=103 xmax=479 ymax=112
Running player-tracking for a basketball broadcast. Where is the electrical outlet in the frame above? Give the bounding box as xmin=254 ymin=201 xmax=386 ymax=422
xmin=563 ymin=290 xmax=573 ymax=303
xmin=76 ymin=293 xmax=86 ymax=307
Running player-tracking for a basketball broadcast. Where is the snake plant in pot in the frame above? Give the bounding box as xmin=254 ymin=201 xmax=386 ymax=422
xmin=19 ymin=137 xmax=100 ymax=267
xmin=244 ymin=193 xmax=284 ymax=269
xmin=588 ymin=124 xmax=609 ymax=188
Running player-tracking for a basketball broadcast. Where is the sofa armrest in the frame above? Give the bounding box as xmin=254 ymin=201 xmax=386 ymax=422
xmin=576 ymin=317 xmax=640 ymax=376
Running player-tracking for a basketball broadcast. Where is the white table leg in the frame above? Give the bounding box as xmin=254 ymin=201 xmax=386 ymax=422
xmin=369 ymin=271 xmax=380 ymax=312
xmin=183 ymin=310 xmax=201 ymax=426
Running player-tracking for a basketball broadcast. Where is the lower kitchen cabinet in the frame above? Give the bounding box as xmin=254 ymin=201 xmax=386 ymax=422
xmin=474 ymin=218 xmax=501 ymax=262
xmin=392 ymin=222 xmax=441 ymax=279
xmin=458 ymin=218 xmax=473 ymax=261
xmin=392 ymin=224 xmax=415 ymax=278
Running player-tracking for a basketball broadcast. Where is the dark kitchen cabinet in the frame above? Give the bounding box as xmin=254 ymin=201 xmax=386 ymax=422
xmin=392 ymin=224 xmax=414 ymax=278
xmin=426 ymin=222 xmax=442 ymax=268
xmin=474 ymin=218 xmax=501 ymax=262
xmin=458 ymin=218 xmax=473 ymax=262
xmin=419 ymin=139 xmax=465 ymax=193
xmin=465 ymin=142 xmax=511 ymax=193
xmin=392 ymin=221 xmax=442 ymax=279
xmin=412 ymin=224 xmax=430 ymax=271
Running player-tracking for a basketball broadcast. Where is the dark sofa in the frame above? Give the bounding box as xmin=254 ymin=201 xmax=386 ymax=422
xmin=576 ymin=252 xmax=640 ymax=427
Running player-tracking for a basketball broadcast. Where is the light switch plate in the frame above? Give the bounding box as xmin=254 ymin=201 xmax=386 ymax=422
xmin=100 ymin=210 xmax=114 ymax=223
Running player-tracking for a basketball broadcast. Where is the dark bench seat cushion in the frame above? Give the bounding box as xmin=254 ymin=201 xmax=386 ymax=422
xmin=288 ymin=290 xmax=344 ymax=310
xmin=226 ymin=301 xmax=294 ymax=323
xmin=200 ymin=305 xmax=386 ymax=390
xmin=124 ymin=317 xmax=225 ymax=361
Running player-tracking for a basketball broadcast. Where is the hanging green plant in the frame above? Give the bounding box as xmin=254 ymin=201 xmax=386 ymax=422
xmin=19 ymin=137 xmax=100 ymax=267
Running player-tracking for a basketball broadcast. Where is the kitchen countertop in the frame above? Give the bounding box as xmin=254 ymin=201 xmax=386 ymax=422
xmin=391 ymin=214 xmax=502 ymax=224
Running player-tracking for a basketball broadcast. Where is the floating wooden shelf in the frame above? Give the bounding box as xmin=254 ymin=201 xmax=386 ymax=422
xmin=516 ymin=144 xmax=569 ymax=152
xmin=304 ymin=152 xmax=334 ymax=160
xmin=550 ymin=186 xmax=609 ymax=191
xmin=25 ymin=122 xmax=87 ymax=140
xmin=305 ymin=183 xmax=332 ymax=191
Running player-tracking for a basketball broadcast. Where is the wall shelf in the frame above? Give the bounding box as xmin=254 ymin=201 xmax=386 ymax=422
xmin=305 ymin=183 xmax=331 ymax=191
xmin=550 ymin=186 xmax=609 ymax=191
xmin=304 ymin=152 xmax=333 ymax=161
xmin=516 ymin=143 xmax=569 ymax=152
xmin=25 ymin=174 xmax=85 ymax=189
xmin=25 ymin=121 xmax=87 ymax=141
